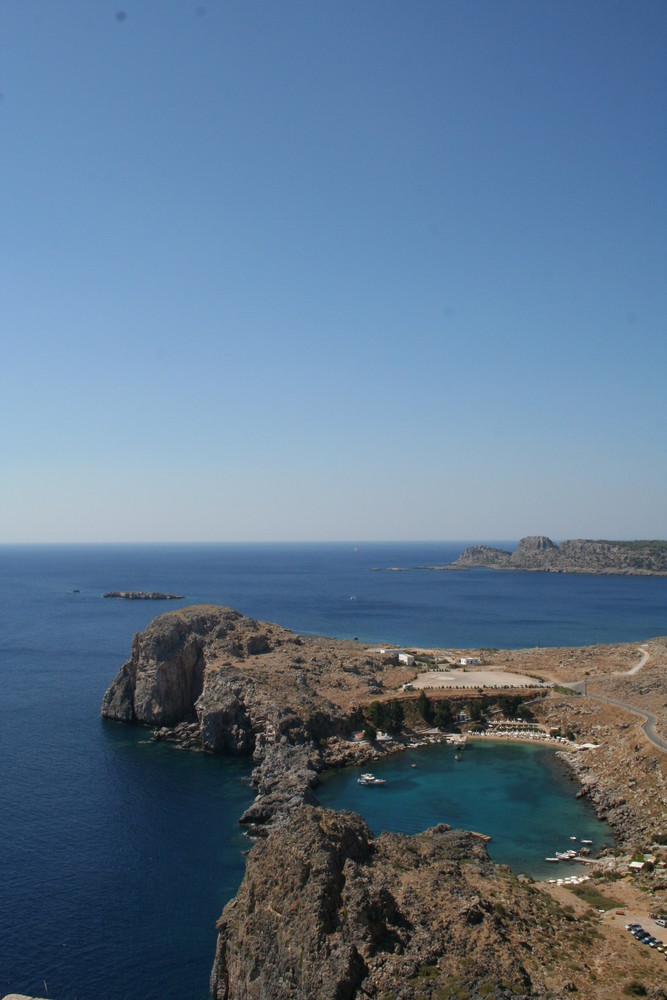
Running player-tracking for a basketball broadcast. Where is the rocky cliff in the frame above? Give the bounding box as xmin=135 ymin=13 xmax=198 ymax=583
xmin=210 ymin=805 xmax=601 ymax=1000
xmin=102 ymin=606 xmax=402 ymax=831
xmin=452 ymin=536 xmax=667 ymax=575
xmin=102 ymin=609 xmax=667 ymax=1000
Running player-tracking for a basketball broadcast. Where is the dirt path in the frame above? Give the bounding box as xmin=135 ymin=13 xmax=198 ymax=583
xmin=623 ymin=645 xmax=650 ymax=676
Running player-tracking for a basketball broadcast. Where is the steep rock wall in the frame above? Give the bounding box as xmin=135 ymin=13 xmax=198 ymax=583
xmin=210 ymin=806 xmax=593 ymax=1000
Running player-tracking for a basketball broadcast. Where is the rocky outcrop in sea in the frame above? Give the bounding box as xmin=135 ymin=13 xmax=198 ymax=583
xmin=103 ymin=591 xmax=185 ymax=599
xmin=450 ymin=536 xmax=667 ymax=575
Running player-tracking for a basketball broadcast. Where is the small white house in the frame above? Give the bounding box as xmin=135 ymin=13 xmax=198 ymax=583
xmin=459 ymin=656 xmax=480 ymax=666
xmin=376 ymin=648 xmax=414 ymax=665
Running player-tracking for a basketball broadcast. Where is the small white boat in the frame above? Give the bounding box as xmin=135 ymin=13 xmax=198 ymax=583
xmin=358 ymin=772 xmax=386 ymax=786
xmin=545 ymin=857 xmax=560 ymax=863
xmin=581 ymin=839 xmax=593 ymax=845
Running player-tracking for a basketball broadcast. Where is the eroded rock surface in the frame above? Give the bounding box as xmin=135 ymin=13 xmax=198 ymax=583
xmin=211 ymin=806 xmax=595 ymax=1000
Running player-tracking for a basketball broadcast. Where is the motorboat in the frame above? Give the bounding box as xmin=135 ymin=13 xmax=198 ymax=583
xmin=358 ymin=772 xmax=386 ymax=786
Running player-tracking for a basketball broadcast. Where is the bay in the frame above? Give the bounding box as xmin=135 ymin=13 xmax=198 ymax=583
xmin=317 ymin=739 xmax=613 ymax=879
xmin=0 ymin=543 xmax=664 ymax=999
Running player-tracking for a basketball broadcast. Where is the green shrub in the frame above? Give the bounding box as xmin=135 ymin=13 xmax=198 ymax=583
xmin=623 ymin=982 xmax=648 ymax=997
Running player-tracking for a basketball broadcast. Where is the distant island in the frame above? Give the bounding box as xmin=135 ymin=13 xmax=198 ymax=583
xmin=103 ymin=591 xmax=185 ymax=600
xmin=438 ymin=536 xmax=667 ymax=576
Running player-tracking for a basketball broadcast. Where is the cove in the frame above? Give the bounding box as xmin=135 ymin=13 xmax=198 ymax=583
xmin=317 ymin=740 xmax=614 ymax=879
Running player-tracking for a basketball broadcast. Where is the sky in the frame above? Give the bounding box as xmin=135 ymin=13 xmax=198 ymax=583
xmin=1 ymin=0 xmax=665 ymax=543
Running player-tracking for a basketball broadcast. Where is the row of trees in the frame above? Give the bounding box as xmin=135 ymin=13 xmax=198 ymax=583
xmin=416 ymin=691 xmax=455 ymax=729
xmin=354 ymin=691 xmax=532 ymax=742
xmin=366 ymin=699 xmax=404 ymax=733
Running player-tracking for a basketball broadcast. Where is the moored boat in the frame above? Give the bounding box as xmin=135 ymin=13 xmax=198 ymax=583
xmin=358 ymin=772 xmax=386 ymax=786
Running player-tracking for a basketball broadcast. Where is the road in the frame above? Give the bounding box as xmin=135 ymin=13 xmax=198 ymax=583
xmin=563 ymin=646 xmax=667 ymax=753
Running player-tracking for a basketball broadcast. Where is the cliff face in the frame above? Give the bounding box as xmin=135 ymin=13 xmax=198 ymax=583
xmin=101 ymin=607 xmax=236 ymax=727
xmin=210 ymin=805 xmax=594 ymax=1000
xmin=101 ymin=606 xmax=403 ymax=831
xmin=453 ymin=536 xmax=667 ymax=575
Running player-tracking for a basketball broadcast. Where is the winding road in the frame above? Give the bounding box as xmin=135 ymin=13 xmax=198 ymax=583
xmin=564 ymin=646 xmax=667 ymax=753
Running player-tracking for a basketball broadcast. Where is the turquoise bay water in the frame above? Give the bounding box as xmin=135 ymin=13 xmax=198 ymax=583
xmin=0 ymin=543 xmax=663 ymax=999
xmin=318 ymin=740 xmax=613 ymax=879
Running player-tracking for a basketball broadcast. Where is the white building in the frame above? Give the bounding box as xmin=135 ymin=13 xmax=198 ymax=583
xmin=375 ymin=648 xmax=414 ymax=665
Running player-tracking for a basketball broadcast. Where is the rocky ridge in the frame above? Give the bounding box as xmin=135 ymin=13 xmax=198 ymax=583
xmin=450 ymin=536 xmax=667 ymax=575
xmin=211 ymin=806 xmax=611 ymax=1000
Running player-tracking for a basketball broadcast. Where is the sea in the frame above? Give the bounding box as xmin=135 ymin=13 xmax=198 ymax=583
xmin=1 ymin=542 xmax=665 ymax=1000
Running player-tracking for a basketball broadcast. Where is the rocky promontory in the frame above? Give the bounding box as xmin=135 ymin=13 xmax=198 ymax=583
xmin=103 ymin=591 xmax=185 ymax=600
xmin=102 ymin=608 xmax=667 ymax=999
xmin=210 ymin=805 xmax=605 ymax=999
xmin=449 ymin=536 xmax=667 ymax=575
xmin=101 ymin=605 xmax=403 ymax=831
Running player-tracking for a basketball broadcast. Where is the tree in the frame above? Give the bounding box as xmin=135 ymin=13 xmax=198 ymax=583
xmin=433 ymin=700 xmax=453 ymax=729
xmin=388 ymin=700 xmax=404 ymax=733
xmin=367 ymin=701 xmax=382 ymax=727
xmin=468 ymin=701 xmax=483 ymax=722
xmin=417 ymin=691 xmax=434 ymax=724
xmin=497 ymin=694 xmax=522 ymax=718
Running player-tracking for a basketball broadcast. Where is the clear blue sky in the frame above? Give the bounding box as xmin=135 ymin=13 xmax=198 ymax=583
xmin=2 ymin=0 xmax=665 ymax=542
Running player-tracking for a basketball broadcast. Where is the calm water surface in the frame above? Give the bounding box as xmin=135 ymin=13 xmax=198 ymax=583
xmin=318 ymin=739 xmax=614 ymax=879
xmin=0 ymin=544 xmax=663 ymax=999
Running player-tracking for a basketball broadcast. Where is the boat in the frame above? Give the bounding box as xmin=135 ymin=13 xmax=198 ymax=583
xmin=545 ymin=857 xmax=560 ymax=863
xmin=358 ymin=773 xmax=386 ymax=786
xmin=454 ymin=752 xmax=462 ymax=761
xmin=581 ymin=839 xmax=593 ymax=845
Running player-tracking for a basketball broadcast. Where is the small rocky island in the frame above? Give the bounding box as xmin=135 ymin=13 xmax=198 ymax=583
xmin=103 ymin=591 xmax=185 ymax=600
xmin=446 ymin=535 xmax=667 ymax=575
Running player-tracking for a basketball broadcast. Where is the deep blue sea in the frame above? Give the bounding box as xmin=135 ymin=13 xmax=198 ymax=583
xmin=1 ymin=543 xmax=665 ymax=1000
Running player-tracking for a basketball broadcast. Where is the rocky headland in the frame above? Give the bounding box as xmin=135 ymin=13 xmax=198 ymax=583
xmin=101 ymin=605 xmax=404 ymax=831
xmin=101 ymin=607 xmax=667 ymax=999
xmin=446 ymin=536 xmax=667 ymax=575
xmin=103 ymin=590 xmax=185 ymax=599
xmin=210 ymin=807 xmax=601 ymax=1000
